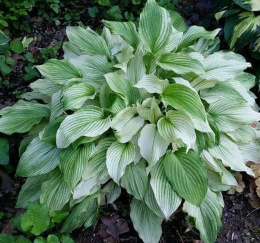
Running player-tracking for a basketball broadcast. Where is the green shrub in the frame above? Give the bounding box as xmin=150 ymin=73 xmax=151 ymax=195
xmin=0 ymin=0 xmax=260 ymax=242
xmin=215 ymin=0 xmax=260 ymax=55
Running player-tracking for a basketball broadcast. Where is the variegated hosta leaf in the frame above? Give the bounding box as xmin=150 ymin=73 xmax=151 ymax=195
xmin=40 ymin=169 xmax=71 ymax=212
xmin=137 ymin=98 xmax=162 ymax=123
xmin=144 ymin=185 xmax=164 ymax=217
xmin=234 ymin=0 xmax=260 ymax=11
xmin=61 ymin=193 xmax=99 ymax=233
xmin=201 ymin=150 xmax=237 ymax=187
xmin=126 ymin=51 xmax=146 ymax=84
xmin=17 ymin=138 xmax=60 ymax=177
xmin=100 ymin=181 xmax=121 ymax=205
xmin=0 ymin=100 xmax=50 ymax=135
xmin=208 ymin=100 xmax=260 ymax=132
xmin=158 ymin=53 xmax=204 ymax=75
xmin=162 ymin=84 xmax=207 ymax=122
xmin=39 ymin=116 xmax=64 ymax=146
xmin=177 ymin=26 xmax=220 ymax=50
xmin=138 ymin=124 xmax=169 ymax=170
xmin=106 ymin=141 xmax=135 ymax=183
xmin=56 ymin=106 xmax=111 ymax=148
xmin=60 ymin=144 xmax=95 ymax=188
xmin=134 ymin=74 xmax=169 ymax=94
xmin=29 ymin=79 xmax=62 ymax=97
xmin=69 ymin=55 xmax=112 ymax=85
xmin=103 ymin=21 xmax=139 ymax=49
xmin=63 ymin=41 xmax=81 ymax=59
xmin=16 ymin=173 xmax=50 ymax=208
xmin=121 ymin=161 xmax=149 ymax=200
xmin=200 ymin=83 xmax=245 ymax=103
xmin=201 ymin=51 xmax=251 ymax=81
xmin=158 ymin=110 xmax=196 ymax=151
xmin=61 ymin=80 xmax=96 ymax=110
xmin=208 ymin=135 xmax=254 ymax=176
xmin=73 ymin=138 xmax=115 ymax=200
xmin=238 ymin=143 xmax=260 ymax=163
xmin=104 ymin=72 xmax=141 ymax=104
xmin=50 ymin=91 xmax=64 ymax=122
xmin=168 ymin=10 xmax=188 ymax=32
xmin=227 ymin=126 xmax=256 ymax=144
xmin=130 ymin=198 xmax=163 ymax=243
xmin=163 ymin=149 xmax=208 ymax=206
xmin=111 ymin=106 xmax=145 ymax=143
xmin=183 ymin=189 xmax=222 ymax=243
xmin=139 ymin=0 xmax=171 ymax=55
xmin=150 ymin=162 xmax=182 ymax=219
xmin=36 ymin=59 xmax=82 ymax=85
xmin=66 ymin=26 xmax=111 ymax=58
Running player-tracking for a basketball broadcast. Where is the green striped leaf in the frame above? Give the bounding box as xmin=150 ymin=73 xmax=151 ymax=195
xmin=121 ymin=161 xmax=149 ymax=200
xmin=61 ymin=194 xmax=99 ymax=233
xmin=238 ymin=142 xmax=260 ymax=163
xmin=30 ymin=79 xmax=62 ymax=97
xmin=56 ymin=106 xmax=111 ymax=148
xmin=158 ymin=53 xmax=204 ymax=75
xmin=177 ymin=26 xmax=220 ymax=50
xmin=139 ymin=0 xmax=171 ymax=54
xmin=103 ymin=21 xmax=139 ymax=48
xmin=106 ymin=141 xmax=135 ymax=183
xmin=111 ymin=107 xmax=145 ymax=143
xmin=183 ymin=189 xmax=222 ymax=243
xmin=17 ymin=138 xmax=60 ymax=177
xmin=158 ymin=110 xmax=196 ymax=151
xmin=16 ymin=173 xmax=50 ymax=208
xmin=104 ymin=72 xmax=141 ymax=104
xmin=61 ymin=81 xmax=96 ymax=110
xmin=234 ymin=0 xmax=260 ymax=11
xmin=39 ymin=116 xmax=64 ymax=146
xmin=163 ymin=149 xmax=208 ymax=206
xmin=130 ymin=198 xmax=163 ymax=243
xmin=144 ymin=186 xmax=164 ymax=218
xmin=208 ymin=100 xmax=260 ymax=132
xmin=150 ymin=162 xmax=181 ymax=219
xmin=134 ymin=74 xmax=169 ymax=94
xmin=69 ymin=55 xmax=112 ymax=84
xmin=40 ymin=169 xmax=71 ymax=212
xmin=201 ymin=150 xmax=237 ymax=186
xmin=227 ymin=126 xmax=256 ymax=144
xmin=162 ymin=84 xmax=207 ymax=122
xmin=208 ymin=135 xmax=254 ymax=176
xmin=60 ymin=144 xmax=95 ymax=188
xmin=138 ymin=124 xmax=169 ymax=169
xmin=36 ymin=59 xmax=82 ymax=85
xmin=66 ymin=26 xmax=111 ymax=58
xmin=0 ymin=100 xmax=50 ymax=135
xmin=201 ymin=52 xmax=251 ymax=81
xmin=200 ymin=83 xmax=245 ymax=103
xmin=50 ymin=91 xmax=64 ymax=122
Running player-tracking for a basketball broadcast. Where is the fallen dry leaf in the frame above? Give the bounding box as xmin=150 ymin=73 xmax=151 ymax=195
xmin=101 ymin=214 xmax=129 ymax=240
xmin=227 ymin=173 xmax=245 ymax=194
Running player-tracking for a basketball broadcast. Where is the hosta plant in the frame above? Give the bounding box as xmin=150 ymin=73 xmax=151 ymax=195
xmin=0 ymin=0 xmax=260 ymax=242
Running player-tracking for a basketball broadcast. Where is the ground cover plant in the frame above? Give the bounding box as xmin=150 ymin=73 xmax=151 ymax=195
xmin=214 ymin=0 xmax=260 ymax=81
xmin=0 ymin=0 xmax=260 ymax=242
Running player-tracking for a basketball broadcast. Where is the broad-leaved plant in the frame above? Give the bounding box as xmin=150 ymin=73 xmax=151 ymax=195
xmin=0 ymin=1 xmax=260 ymax=242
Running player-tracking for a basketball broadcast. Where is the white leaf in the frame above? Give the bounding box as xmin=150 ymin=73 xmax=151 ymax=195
xmin=138 ymin=124 xmax=169 ymax=169
xmin=106 ymin=141 xmax=135 ymax=183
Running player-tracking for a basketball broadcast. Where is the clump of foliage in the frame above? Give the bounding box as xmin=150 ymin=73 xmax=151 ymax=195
xmin=214 ymin=0 xmax=260 ymax=80
xmin=0 ymin=32 xmax=39 ymax=87
xmin=0 ymin=202 xmax=74 ymax=242
xmin=0 ymin=0 xmax=82 ymax=32
xmin=0 ymin=0 xmax=260 ymax=242
xmin=88 ymin=0 xmax=177 ymax=23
